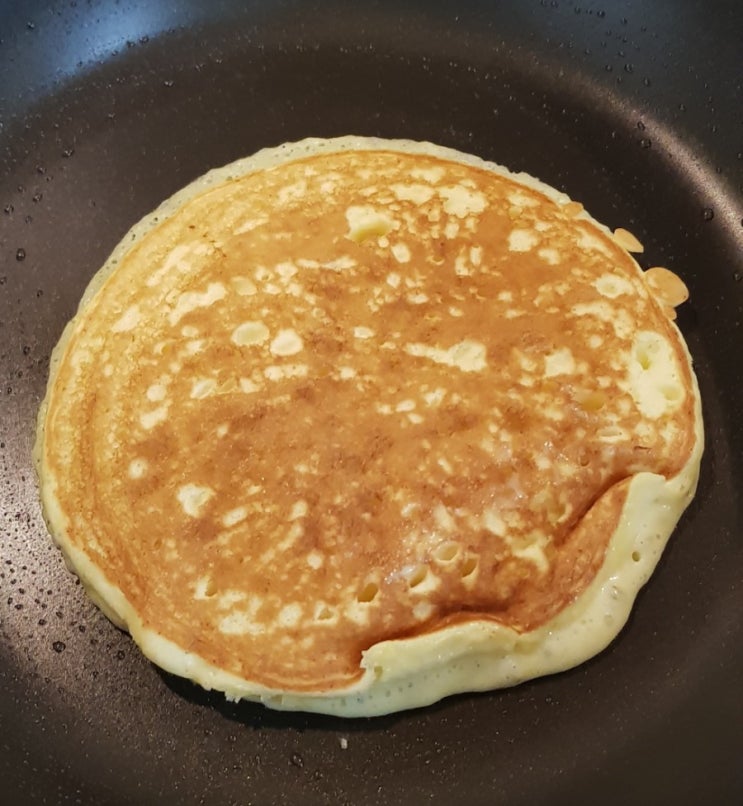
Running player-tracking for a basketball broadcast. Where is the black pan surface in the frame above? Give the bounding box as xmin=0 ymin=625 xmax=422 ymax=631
xmin=1 ymin=1 xmax=741 ymax=804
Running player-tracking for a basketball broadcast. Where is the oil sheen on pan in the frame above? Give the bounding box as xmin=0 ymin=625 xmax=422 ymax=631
xmin=34 ymin=136 xmax=702 ymax=717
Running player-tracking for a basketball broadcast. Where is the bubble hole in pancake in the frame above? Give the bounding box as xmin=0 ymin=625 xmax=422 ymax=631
xmin=35 ymin=137 xmax=702 ymax=717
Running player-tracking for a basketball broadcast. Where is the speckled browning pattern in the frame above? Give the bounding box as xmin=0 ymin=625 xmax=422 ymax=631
xmin=38 ymin=143 xmax=697 ymax=693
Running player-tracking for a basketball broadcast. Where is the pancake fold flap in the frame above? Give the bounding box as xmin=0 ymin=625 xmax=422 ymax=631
xmin=35 ymin=136 xmax=702 ymax=717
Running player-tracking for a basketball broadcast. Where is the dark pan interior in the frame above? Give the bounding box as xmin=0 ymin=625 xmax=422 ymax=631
xmin=1 ymin=1 xmax=742 ymax=804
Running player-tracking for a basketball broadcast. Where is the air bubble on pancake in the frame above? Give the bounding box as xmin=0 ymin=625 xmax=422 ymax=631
xmin=231 ymin=276 xmax=258 ymax=296
xmin=433 ymin=541 xmax=460 ymax=564
xmin=508 ymin=228 xmax=538 ymax=252
xmin=438 ymin=185 xmax=487 ymax=218
xmin=314 ymin=602 xmax=335 ymax=622
xmin=128 ymin=458 xmax=148 ymax=479
xmin=357 ymin=581 xmax=380 ymax=603
xmin=594 ymin=273 xmax=634 ymax=299
xmin=177 ymin=483 xmax=215 ymax=518
xmin=111 ymin=304 xmax=141 ymax=333
xmin=190 ymin=378 xmax=217 ymax=399
xmin=140 ymin=405 xmax=168 ymax=430
xmin=269 ymin=329 xmax=303 ymax=356
xmin=222 ymin=506 xmax=248 ymax=528
xmin=168 ymin=282 xmax=226 ymax=326
xmin=460 ymin=555 xmax=479 ymax=579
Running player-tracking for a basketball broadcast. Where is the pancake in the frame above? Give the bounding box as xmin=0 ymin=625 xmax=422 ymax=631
xmin=35 ymin=136 xmax=702 ymax=717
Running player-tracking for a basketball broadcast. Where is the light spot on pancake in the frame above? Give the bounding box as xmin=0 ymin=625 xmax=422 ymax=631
xmin=544 ymin=348 xmax=576 ymax=378
xmin=269 ymin=329 xmax=303 ymax=356
xmin=407 ymin=292 xmax=429 ymax=304
xmin=339 ymin=366 xmax=356 ymax=380
xmin=264 ymin=364 xmax=308 ymax=381
xmin=277 ymin=179 xmax=307 ymax=204
xmin=627 ymin=331 xmax=686 ymax=418
xmin=112 ymin=304 xmax=141 ymax=333
xmin=391 ymin=183 xmax=435 ymax=204
xmin=181 ymin=325 xmax=199 ymax=338
xmin=219 ymin=611 xmax=263 ymax=636
xmin=234 ymin=215 xmax=268 ymax=234
xmin=232 ymin=320 xmax=270 ymax=347
xmin=140 ymin=406 xmax=168 ymax=430
xmin=277 ymin=603 xmax=303 ymax=628
xmin=470 ymin=246 xmax=483 ymax=266
xmin=410 ymin=165 xmax=444 ymax=183
xmin=508 ymin=191 xmax=539 ymax=208
xmin=454 ymin=252 xmax=472 ymax=277
xmin=578 ymin=231 xmax=613 ymax=258
xmin=289 ymin=500 xmax=308 ymax=520
xmin=422 ymin=388 xmax=446 ymax=407
xmin=239 ymin=377 xmax=260 ymax=394
xmin=190 ymin=377 xmax=217 ymax=399
xmin=405 ymin=339 xmax=487 ymax=373
xmin=391 ymin=243 xmax=411 ymax=263
xmin=222 ymin=506 xmax=248 ymax=528
xmin=512 ymin=532 xmax=550 ymax=573
xmin=395 ymin=399 xmax=416 ymax=412
xmin=168 ymin=282 xmax=227 ymax=326
xmin=215 ymin=423 xmax=229 ymax=438
xmin=128 ymin=458 xmax=148 ymax=479
xmin=508 ymin=229 xmax=539 ymax=252
xmin=386 ymin=272 xmax=401 ymax=288
xmin=354 ymin=326 xmax=375 ymax=339
xmin=146 ymin=383 xmax=167 ymax=402
xmin=307 ymin=550 xmax=324 ymax=570
xmin=231 ymin=276 xmax=257 ymax=296
xmin=595 ymin=273 xmax=634 ymax=299
xmin=146 ymin=243 xmax=193 ymax=288
xmin=444 ymin=220 xmax=460 ymax=239
xmin=537 ymin=247 xmax=561 ymax=265
xmin=177 ymin=483 xmax=215 ymax=518
xmin=345 ymin=206 xmax=394 ymax=244
xmin=482 ymin=507 xmax=506 ymax=536
xmin=433 ymin=502 xmax=456 ymax=532
xmin=276 ymin=261 xmax=298 ymax=280
xmin=438 ymin=184 xmax=487 ymax=217
xmin=449 ymin=306 xmax=464 ymax=317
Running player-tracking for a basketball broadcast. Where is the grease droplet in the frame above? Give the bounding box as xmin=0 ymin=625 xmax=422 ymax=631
xmin=290 ymin=753 xmax=304 ymax=768
xmin=639 ymin=138 xmax=652 ymax=149
xmin=16 ymin=248 xmax=26 ymax=261
xmin=52 ymin=641 xmax=66 ymax=653
xmin=701 ymin=207 xmax=714 ymax=221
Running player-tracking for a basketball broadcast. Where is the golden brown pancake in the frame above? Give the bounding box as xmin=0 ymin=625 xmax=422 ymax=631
xmin=35 ymin=137 xmax=702 ymax=716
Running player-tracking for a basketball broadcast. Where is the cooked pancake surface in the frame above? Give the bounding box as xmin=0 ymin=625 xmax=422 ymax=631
xmin=36 ymin=137 xmax=702 ymax=716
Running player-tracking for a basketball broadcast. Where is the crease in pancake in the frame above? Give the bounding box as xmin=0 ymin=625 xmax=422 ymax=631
xmin=35 ymin=136 xmax=702 ymax=716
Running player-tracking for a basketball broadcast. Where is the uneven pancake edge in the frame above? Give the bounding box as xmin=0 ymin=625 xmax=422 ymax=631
xmin=34 ymin=135 xmax=703 ymax=717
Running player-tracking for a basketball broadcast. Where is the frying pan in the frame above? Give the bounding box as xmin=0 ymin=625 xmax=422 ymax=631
xmin=1 ymin=0 xmax=741 ymax=803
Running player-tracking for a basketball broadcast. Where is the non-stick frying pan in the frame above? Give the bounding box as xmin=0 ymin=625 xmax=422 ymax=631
xmin=1 ymin=1 xmax=741 ymax=803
